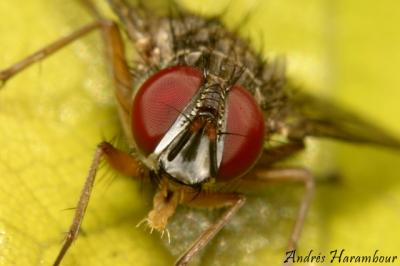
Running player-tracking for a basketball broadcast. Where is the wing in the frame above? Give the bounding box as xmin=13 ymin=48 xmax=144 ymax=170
xmin=277 ymin=86 xmax=400 ymax=149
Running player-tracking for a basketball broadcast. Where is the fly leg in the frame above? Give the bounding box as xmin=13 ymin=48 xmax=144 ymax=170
xmin=240 ymin=167 xmax=314 ymax=266
xmin=259 ymin=140 xmax=305 ymax=166
xmin=0 ymin=21 xmax=100 ymax=84
xmin=0 ymin=13 xmax=139 ymax=265
xmin=175 ymin=192 xmax=246 ymax=266
xmin=53 ymin=141 xmax=149 ymax=266
xmin=231 ymin=140 xmax=312 ymax=265
xmin=0 ymin=2 xmax=134 ymax=137
xmin=0 ymin=16 xmax=132 ymax=113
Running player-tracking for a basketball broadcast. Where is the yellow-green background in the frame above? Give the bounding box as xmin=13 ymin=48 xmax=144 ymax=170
xmin=1 ymin=1 xmax=400 ymax=265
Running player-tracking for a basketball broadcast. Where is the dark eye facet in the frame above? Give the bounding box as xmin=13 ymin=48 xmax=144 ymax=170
xmin=217 ymin=85 xmax=265 ymax=180
xmin=131 ymin=66 xmax=203 ymax=155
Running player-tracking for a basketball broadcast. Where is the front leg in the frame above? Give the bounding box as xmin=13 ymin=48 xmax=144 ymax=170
xmin=53 ymin=142 xmax=149 ymax=266
xmin=0 ymin=7 xmax=133 ymax=119
xmin=175 ymin=191 xmax=246 ymax=266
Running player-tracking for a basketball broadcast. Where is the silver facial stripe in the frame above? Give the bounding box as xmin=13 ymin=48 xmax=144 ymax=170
xmin=152 ymin=82 xmax=228 ymax=185
xmin=159 ymin=132 xmax=212 ymax=184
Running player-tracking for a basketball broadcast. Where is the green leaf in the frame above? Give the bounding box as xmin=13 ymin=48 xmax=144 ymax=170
xmin=0 ymin=1 xmax=399 ymax=265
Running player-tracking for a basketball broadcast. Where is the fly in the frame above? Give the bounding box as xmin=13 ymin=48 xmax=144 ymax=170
xmin=0 ymin=1 xmax=399 ymax=266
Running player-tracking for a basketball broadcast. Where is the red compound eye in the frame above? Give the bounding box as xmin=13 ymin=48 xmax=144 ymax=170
xmin=218 ymin=85 xmax=265 ymax=180
xmin=131 ymin=66 xmax=203 ymax=155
